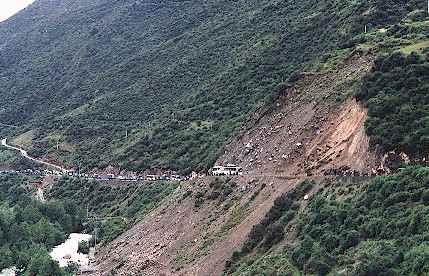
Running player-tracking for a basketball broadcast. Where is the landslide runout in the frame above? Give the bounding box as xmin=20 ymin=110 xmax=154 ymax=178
xmin=92 ymin=176 xmax=301 ymax=275
xmin=218 ymin=53 xmax=379 ymax=178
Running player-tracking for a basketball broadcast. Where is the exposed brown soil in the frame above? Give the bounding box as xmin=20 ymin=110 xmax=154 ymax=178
xmin=304 ymin=99 xmax=377 ymax=175
xmin=218 ymin=53 xmax=379 ymax=177
xmin=91 ymin=53 xmax=380 ymax=276
xmin=92 ymin=176 xmax=301 ymax=276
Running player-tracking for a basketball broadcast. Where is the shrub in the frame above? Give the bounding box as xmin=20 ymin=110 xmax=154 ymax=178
xmin=304 ymin=257 xmax=331 ymax=276
xmin=78 ymin=240 xmax=90 ymax=254
xmin=261 ymin=224 xmax=284 ymax=249
xmin=288 ymin=71 xmax=303 ymax=83
xmin=356 ymin=52 xmax=429 ymax=157
xmin=242 ymin=224 xmax=265 ymax=253
xmin=421 ymin=190 xmax=429 ymax=205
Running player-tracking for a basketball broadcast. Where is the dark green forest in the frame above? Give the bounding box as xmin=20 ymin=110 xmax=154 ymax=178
xmin=0 ymin=174 xmax=86 ymax=275
xmin=228 ymin=167 xmax=429 ymax=275
xmin=0 ymin=0 xmax=425 ymax=173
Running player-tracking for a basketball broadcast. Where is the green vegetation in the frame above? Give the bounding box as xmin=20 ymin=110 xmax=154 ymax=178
xmin=355 ymin=52 xmax=429 ymax=157
xmin=349 ymin=8 xmax=428 ymax=54
xmin=225 ymin=180 xmax=314 ymax=273
xmin=230 ymin=248 xmax=300 ymax=276
xmin=0 ymin=174 xmax=86 ymax=275
xmin=400 ymin=39 xmax=429 ymax=55
xmin=0 ymin=1 xmax=427 ymax=275
xmin=77 ymin=240 xmax=90 ymax=255
xmin=0 ymin=0 xmax=425 ymax=173
xmin=47 ymin=177 xmax=178 ymax=243
xmin=293 ymin=166 xmax=429 ymax=275
xmin=0 ymin=148 xmax=42 ymax=171
xmin=228 ymin=167 xmax=429 ymax=275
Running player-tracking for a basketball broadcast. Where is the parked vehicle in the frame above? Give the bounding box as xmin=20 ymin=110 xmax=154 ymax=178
xmin=146 ymin=175 xmax=157 ymax=181
xmin=212 ymin=164 xmax=243 ymax=176
xmin=159 ymin=175 xmax=170 ymax=181
xmin=224 ymin=164 xmax=243 ymax=175
xmin=212 ymin=166 xmax=225 ymax=176
xmin=171 ymin=174 xmax=182 ymax=181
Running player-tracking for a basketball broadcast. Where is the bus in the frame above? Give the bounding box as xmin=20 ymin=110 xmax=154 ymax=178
xmin=212 ymin=164 xmax=243 ymax=176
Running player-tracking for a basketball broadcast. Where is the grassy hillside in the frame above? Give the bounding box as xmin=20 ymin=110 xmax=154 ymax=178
xmin=1 ymin=0 xmax=425 ymax=173
xmin=227 ymin=167 xmax=429 ymax=275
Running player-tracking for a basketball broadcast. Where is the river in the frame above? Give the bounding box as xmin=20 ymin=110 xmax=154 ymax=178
xmin=0 ymin=268 xmax=15 ymax=276
xmin=50 ymin=233 xmax=92 ymax=267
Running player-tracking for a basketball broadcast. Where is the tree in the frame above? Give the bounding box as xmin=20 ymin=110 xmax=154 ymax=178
xmin=421 ymin=190 xmax=429 ymax=205
xmin=78 ymin=240 xmax=90 ymax=254
xmin=19 ymin=204 xmax=43 ymax=224
xmin=0 ymin=245 xmax=13 ymax=270
xmin=24 ymin=246 xmax=66 ymax=276
xmin=27 ymin=218 xmax=64 ymax=248
xmin=402 ymin=244 xmax=429 ymax=274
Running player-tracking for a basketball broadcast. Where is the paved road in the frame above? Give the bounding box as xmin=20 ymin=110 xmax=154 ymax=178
xmin=1 ymin=138 xmax=69 ymax=173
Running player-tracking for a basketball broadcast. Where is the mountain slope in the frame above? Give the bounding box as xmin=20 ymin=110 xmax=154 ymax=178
xmin=91 ymin=53 xmax=375 ymax=275
xmin=0 ymin=1 xmax=427 ymax=275
xmin=226 ymin=167 xmax=429 ymax=275
xmin=1 ymin=0 xmax=424 ymax=173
